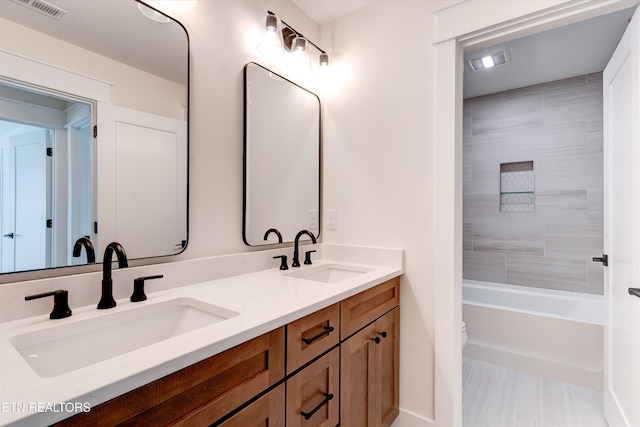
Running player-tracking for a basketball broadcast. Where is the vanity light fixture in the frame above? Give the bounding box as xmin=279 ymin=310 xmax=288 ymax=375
xmin=257 ymin=11 xmax=329 ymax=68
xmin=469 ymin=50 xmax=508 ymax=71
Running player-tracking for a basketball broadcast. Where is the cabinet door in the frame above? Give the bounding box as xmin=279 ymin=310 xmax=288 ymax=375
xmin=374 ymin=307 xmax=400 ymax=427
xmin=341 ymin=308 xmax=400 ymax=427
xmin=340 ymin=323 xmax=377 ymax=427
xmin=287 ymin=347 xmax=339 ymax=427
xmin=216 ymin=384 xmax=285 ymax=427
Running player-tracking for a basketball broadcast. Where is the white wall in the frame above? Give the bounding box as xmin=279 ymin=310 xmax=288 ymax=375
xmin=320 ymin=2 xmax=450 ymax=423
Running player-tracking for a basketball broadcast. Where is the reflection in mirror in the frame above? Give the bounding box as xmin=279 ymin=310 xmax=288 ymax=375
xmin=0 ymin=83 xmax=92 ymax=273
xmin=0 ymin=0 xmax=188 ymax=275
xmin=243 ymin=63 xmax=320 ymax=246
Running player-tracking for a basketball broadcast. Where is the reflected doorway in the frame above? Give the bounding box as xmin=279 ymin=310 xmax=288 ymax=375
xmin=0 ymin=82 xmax=93 ymax=273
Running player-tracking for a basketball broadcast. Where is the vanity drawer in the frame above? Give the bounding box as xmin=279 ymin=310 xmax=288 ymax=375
xmin=287 ymin=303 xmax=340 ymax=373
xmin=55 ymin=327 xmax=285 ymax=426
xmin=286 ymin=347 xmax=339 ymax=427
xmin=340 ymin=277 xmax=400 ymax=340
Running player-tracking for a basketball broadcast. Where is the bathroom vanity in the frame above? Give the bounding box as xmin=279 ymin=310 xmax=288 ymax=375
xmin=52 ymin=277 xmax=398 ymax=426
xmin=0 ymin=245 xmax=402 ymax=426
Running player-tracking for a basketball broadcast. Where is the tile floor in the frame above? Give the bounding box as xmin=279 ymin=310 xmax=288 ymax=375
xmin=462 ymin=358 xmax=608 ymax=427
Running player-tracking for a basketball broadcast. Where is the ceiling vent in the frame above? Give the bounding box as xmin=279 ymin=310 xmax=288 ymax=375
xmin=11 ymin=0 xmax=67 ymax=20
xmin=468 ymin=50 xmax=508 ymax=71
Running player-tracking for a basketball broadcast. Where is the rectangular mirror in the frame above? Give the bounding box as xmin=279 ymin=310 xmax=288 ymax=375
xmin=243 ymin=63 xmax=320 ymax=246
xmin=0 ymin=0 xmax=188 ymax=274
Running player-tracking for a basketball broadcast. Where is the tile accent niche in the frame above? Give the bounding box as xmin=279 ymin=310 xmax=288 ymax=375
xmin=463 ymin=73 xmax=604 ymax=294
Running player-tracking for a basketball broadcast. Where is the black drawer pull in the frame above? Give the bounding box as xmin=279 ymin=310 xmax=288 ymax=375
xmin=378 ymin=331 xmax=388 ymax=338
xmin=301 ymin=393 xmax=334 ymax=420
xmin=629 ymin=288 xmax=640 ymax=298
xmin=301 ymin=326 xmax=334 ymax=345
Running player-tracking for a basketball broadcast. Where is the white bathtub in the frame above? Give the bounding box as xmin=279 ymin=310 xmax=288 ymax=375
xmin=462 ymin=280 xmax=604 ymax=391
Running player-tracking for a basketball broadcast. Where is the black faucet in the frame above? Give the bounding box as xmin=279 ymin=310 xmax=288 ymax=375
xmin=292 ymin=230 xmax=317 ymax=267
xmin=263 ymin=228 xmax=283 ymax=243
xmin=72 ymin=237 xmax=96 ymax=263
xmin=98 ymin=242 xmax=128 ymax=309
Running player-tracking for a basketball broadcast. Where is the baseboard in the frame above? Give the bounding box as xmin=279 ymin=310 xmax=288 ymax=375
xmin=392 ymin=408 xmax=435 ymax=427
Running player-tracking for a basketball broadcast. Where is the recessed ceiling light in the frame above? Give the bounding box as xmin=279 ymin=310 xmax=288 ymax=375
xmin=469 ymin=50 xmax=508 ymax=71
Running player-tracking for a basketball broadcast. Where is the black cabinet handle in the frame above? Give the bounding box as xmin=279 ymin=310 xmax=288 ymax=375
xmin=378 ymin=331 xmax=388 ymax=338
xmin=629 ymin=288 xmax=640 ymax=298
xmin=301 ymin=325 xmax=334 ymax=345
xmin=372 ymin=336 xmax=381 ymax=344
xmin=3 ymin=233 xmax=14 ymax=239
xmin=301 ymin=393 xmax=334 ymax=420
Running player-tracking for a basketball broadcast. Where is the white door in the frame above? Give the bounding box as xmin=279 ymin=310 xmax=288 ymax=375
xmin=96 ymin=103 xmax=187 ymax=260
xmin=603 ymin=8 xmax=640 ymax=427
xmin=1 ymin=129 xmax=49 ymax=272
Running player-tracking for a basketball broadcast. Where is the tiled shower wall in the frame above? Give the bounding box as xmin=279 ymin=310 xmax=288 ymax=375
xmin=463 ymin=73 xmax=604 ymax=295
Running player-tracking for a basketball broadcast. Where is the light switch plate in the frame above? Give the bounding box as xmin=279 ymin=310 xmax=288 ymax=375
xmin=326 ymin=210 xmax=337 ymax=230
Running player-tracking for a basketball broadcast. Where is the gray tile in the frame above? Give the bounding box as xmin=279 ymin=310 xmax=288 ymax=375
xmin=587 ymin=189 xmax=603 ymax=225
xmin=464 ymin=193 xmax=505 ymax=223
xmin=587 ymin=120 xmax=603 ymax=154
xmin=586 ymin=72 xmax=603 ymax=87
xmin=463 ymin=132 xmax=510 ymax=164
xmin=506 ymin=254 xmax=587 ymax=292
xmin=464 ymin=164 xmax=473 ymax=194
xmin=463 ymin=251 xmax=506 ymax=283
xmin=468 ymin=161 xmax=501 ymax=194
xmin=544 ymin=83 xmax=602 ymax=126
xmin=464 ymin=223 xmax=473 ymax=251
xmin=464 ymin=102 xmax=473 ymax=137
xmin=545 ymin=224 xmax=603 ymax=259
xmin=472 ymin=92 xmax=543 ymax=136
xmin=473 ymin=223 xmax=544 ymax=255
xmin=462 ymin=358 xmax=608 ymax=427
xmin=506 ymin=191 xmax=587 ymax=224
xmin=543 ymin=154 xmax=603 ymax=192
xmin=505 ymin=123 xmax=587 ymax=159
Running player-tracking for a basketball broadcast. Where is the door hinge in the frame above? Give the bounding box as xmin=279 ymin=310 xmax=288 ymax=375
xmin=46 ymin=147 xmax=53 ymax=157
xmin=46 ymin=219 xmax=53 ymax=228
xmin=93 ymin=125 xmax=97 ymax=138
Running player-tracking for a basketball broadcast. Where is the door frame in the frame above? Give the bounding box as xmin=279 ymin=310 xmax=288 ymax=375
xmin=433 ymin=1 xmax=640 ymax=426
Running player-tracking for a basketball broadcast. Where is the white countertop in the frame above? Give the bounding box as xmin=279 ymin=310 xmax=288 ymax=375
xmin=0 ymin=257 xmax=402 ymax=426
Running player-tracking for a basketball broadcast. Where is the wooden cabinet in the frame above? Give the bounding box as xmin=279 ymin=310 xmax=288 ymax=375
xmin=286 ymin=347 xmax=340 ymax=427
xmin=340 ymin=278 xmax=400 ymax=427
xmin=54 ymin=328 xmax=285 ymax=427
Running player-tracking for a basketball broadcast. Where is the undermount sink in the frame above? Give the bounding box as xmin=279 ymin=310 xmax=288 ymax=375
xmin=285 ymin=263 xmax=373 ymax=283
xmin=9 ymin=298 xmax=238 ymax=378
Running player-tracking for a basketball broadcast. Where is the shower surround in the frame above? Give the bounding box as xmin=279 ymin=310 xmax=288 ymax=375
xmin=463 ymin=73 xmax=604 ymax=295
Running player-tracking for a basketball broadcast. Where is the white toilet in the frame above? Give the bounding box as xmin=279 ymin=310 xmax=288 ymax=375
xmin=461 ymin=321 xmax=468 ymax=349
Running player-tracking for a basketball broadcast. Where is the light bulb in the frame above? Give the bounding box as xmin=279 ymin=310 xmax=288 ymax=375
xmin=256 ymin=14 xmax=284 ymax=58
